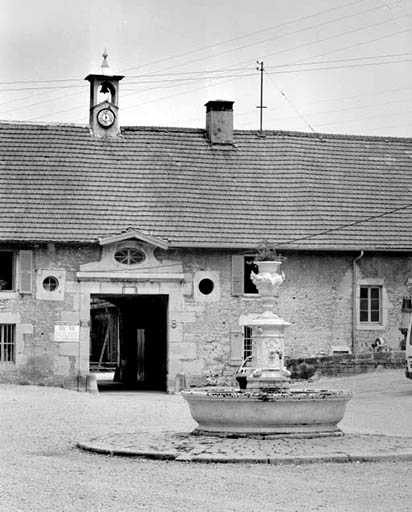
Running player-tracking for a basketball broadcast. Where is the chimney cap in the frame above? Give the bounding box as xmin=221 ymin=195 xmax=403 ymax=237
xmin=205 ymin=100 xmax=234 ymax=112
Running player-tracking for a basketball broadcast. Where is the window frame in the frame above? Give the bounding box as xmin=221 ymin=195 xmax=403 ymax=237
xmin=243 ymin=256 xmax=259 ymax=296
xmin=0 ymin=323 xmax=15 ymax=363
xmin=243 ymin=326 xmax=253 ymax=361
xmin=232 ymin=254 xmax=259 ymax=297
xmin=0 ymin=251 xmax=15 ymax=292
xmin=114 ymin=247 xmax=146 ymax=266
xmin=359 ymin=285 xmax=381 ymax=323
xmin=357 ymin=279 xmax=386 ymax=330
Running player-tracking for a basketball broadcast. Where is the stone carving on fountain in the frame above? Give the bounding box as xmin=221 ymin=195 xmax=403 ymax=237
xmin=250 ymin=260 xmax=284 ymax=298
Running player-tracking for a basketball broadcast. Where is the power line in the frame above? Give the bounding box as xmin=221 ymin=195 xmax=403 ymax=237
xmin=265 ymin=97 xmax=412 ymax=124
xmin=1 ymin=54 xmax=410 ymax=96
xmin=120 ymin=0 xmax=367 ymax=75
xmin=146 ymin=1 xmax=406 ymax=82
xmin=2 ymin=3 xmax=410 ymax=131
xmin=0 ymin=89 xmax=81 ymax=116
xmin=262 ymin=15 xmax=410 ymax=63
xmin=0 ymin=84 xmax=86 ymax=93
xmin=267 ymin=58 xmax=412 ymax=75
xmin=283 ymin=27 xmax=411 ymax=68
xmin=264 ymin=71 xmax=316 ymax=134
xmin=271 ymin=52 xmax=412 ymax=69
xmin=280 ymin=201 xmax=412 ymax=247
xmin=111 ymin=0 xmax=394 ymax=106
xmin=120 ymin=14 xmax=411 ymax=118
xmin=0 ymin=0 xmax=372 ymax=93
xmin=1 ymin=53 xmax=410 ymax=88
xmin=291 ymin=86 xmax=412 ymax=106
xmin=0 ymin=78 xmax=83 ymax=86
xmin=2 ymin=1 xmax=409 ymax=122
xmin=2 ymin=54 xmax=410 ymax=94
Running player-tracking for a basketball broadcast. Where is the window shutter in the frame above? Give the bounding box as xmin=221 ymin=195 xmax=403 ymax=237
xmin=231 ymin=255 xmax=244 ymax=296
xmin=230 ymin=331 xmax=243 ymax=365
xmin=19 ymin=250 xmax=33 ymax=294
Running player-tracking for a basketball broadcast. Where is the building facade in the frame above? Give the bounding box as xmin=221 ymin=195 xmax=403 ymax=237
xmin=0 ymin=69 xmax=411 ymax=391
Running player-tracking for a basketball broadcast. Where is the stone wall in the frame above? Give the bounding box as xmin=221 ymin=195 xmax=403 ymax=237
xmin=0 ymin=243 xmax=97 ymax=386
xmin=0 ymin=244 xmax=410 ymax=389
xmin=287 ymin=351 xmax=406 ymax=378
xmin=175 ymin=249 xmax=409 ymax=387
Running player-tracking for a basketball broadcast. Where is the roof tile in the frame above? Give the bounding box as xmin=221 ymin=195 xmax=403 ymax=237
xmin=1 ymin=122 xmax=412 ymax=250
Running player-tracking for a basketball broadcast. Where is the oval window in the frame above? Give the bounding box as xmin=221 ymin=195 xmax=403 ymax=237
xmin=114 ymin=248 xmax=145 ymax=265
xmin=198 ymin=278 xmax=214 ymax=295
xmin=43 ymin=276 xmax=59 ymax=292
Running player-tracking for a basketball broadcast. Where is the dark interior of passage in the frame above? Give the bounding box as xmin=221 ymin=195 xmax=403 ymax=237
xmin=90 ymin=294 xmax=168 ymax=391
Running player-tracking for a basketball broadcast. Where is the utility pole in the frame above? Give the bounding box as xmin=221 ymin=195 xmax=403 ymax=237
xmin=256 ymin=60 xmax=266 ymax=133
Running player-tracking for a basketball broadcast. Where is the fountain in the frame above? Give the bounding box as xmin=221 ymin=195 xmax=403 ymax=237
xmin=182 ymin=257 xmax=352 ymax=436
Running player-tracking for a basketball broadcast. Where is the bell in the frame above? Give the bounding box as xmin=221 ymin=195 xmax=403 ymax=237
xmin=100 ymin=83 xmax=110 ymax=94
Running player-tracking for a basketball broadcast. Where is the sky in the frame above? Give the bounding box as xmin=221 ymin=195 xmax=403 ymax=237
xmin=1 ymin=0 xmax=411 ymax=137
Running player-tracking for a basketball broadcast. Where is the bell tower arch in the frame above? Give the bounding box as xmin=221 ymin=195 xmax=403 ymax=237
xmin=85 ymin=51 xmax=124 ymax=137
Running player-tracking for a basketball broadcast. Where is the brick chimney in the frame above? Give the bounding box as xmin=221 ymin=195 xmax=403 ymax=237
xmin=205 ymin=100 xmax=234 ymax=144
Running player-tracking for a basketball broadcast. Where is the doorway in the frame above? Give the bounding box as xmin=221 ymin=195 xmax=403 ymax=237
xmin=90 ymin=294 xmax=168 ymax=391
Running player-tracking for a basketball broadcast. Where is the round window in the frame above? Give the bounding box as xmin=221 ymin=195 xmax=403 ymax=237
xmin=198 ymin=278 xmax=214 ymax=295
xmin=114 ymin=248 xmax=145 ymax=265
xmin=43 ymin=276 xmax=59 ymax=292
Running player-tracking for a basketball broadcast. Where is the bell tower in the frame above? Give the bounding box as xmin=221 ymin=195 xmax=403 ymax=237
xmin=85 ymin=51 xmax=124 ymax=137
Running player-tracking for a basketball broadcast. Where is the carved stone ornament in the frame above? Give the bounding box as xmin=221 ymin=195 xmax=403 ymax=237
xmin=250 ymin=260 xmax=285 ymax=298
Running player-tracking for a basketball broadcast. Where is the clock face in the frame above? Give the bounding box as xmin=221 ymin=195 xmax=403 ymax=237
xmin=97 ymin=108 xmax=115 ymax=128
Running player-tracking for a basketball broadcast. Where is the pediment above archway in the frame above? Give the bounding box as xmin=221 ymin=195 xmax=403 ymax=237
xmin=77 ymin=231 xmax=183 ymax=282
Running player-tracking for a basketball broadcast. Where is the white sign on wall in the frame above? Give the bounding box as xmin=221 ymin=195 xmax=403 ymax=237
xmin=54 ymin=324 xmax=80 ymax=342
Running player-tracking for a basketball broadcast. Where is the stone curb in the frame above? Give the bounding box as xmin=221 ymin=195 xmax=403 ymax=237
xmin=77 ymin=435 xmax=412 ymax=465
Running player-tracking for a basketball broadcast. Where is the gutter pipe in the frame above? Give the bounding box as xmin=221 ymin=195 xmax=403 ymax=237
xmin=352 ymin=250 xmax=364 ymax=354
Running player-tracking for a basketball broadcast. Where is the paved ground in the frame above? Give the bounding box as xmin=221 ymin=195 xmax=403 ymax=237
xmin=79 ymin=431 xmax=412 ymax=464
xmin=1 ymin=369 xmax=412 ymax=511
xmin=78 ymin=369 xmax=412 ymax=463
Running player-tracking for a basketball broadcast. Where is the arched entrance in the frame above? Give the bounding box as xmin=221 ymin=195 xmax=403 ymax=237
xmin=90 ymin=294 xmax=168 ymax=391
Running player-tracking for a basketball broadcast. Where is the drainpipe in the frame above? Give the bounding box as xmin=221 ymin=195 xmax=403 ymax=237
xmin=352 ymin=251 xmax=364 ymax=354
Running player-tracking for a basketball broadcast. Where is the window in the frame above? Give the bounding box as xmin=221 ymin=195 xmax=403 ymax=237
xmin=244 ymin=257 xmax=259 ymax=294
xmin=0 ymin=252 xmax=14 ymax=291
xmin=243 ymin=326 xmax=253 ymax=361
xmin=43 ymin=276 xmax=59 ymax=292
xmin=0 ymin=324 xmax=15 ymax=363
xmin=360 ymin=286 xmax=382 ymax=323
xmin=114 ymin=248 xmax=145 ymax=265
xmin=198 ymin=278 xmax=214 ymax=295
xmin=232 ymin=255 xmax=258 ymax=296
xmin=0 ymin=250 xmax=32 ymax=294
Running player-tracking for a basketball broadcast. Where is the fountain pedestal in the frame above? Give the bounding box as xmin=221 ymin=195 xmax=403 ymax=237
xmin=241 ymin=310 xmax=291 ymax=391
xmin=245 ymin=261 xmax=291 ymax=391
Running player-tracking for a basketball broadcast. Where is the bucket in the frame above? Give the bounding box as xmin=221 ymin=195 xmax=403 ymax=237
xmin=174 ymin=372 xmax=186 ymax=393
xmin=85 ymin=373 xmax=99 ymax=394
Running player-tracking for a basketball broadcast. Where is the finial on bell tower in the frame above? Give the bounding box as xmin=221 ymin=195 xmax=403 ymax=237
xmin=101 ymin=49 xmax=109 ymax=75
xmin=85 ymin=53 xmax=125 ymax=137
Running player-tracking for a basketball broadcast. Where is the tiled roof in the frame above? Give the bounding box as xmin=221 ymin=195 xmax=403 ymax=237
xmin=1 ymin=121 xmax=412 ymax=251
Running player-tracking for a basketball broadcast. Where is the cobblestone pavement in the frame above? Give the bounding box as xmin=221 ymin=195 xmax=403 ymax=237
xmin=2 ymin=369 xmax=412 ymax=512
xmin=78 ymin=431 xmax=412 ymax=463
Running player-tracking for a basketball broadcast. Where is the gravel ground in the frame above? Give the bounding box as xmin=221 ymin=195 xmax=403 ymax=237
xmin=1 ymin=370 xmax=412 ymax=511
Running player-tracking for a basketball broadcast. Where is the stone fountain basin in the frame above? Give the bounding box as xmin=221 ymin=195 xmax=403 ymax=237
xmin=181 ymin=388 xmax=352 ymax=436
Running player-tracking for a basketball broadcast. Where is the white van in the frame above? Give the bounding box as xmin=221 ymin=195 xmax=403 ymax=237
xmin=406 ymin=317 xmax=412 ymax=379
